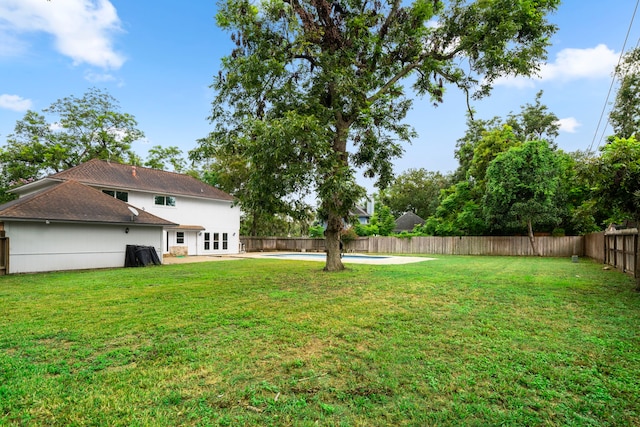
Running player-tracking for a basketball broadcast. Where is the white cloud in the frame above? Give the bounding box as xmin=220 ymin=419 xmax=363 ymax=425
xmin=541 ymin=44 xmax=619 ymax=81
xmin=556 ymin=117 xmax=581 ymax=133
xmin=496 ymin=44 xmax=620 ymax=87
xmin=0 ymin=0 xmax=125 ymax=69
xmin=84 ymin=71 xmax=116 ymax=82
xmin=0 ymin=94 xmax=33 ymax=111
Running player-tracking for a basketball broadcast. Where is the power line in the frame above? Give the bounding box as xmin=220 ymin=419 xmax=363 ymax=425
xmin=587 ymin=0 xmax=639 ymax=153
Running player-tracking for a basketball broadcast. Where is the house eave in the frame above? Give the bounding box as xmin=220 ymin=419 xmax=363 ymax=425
xmin=0 ymin=217 xmax=178 ymax=228
xmin=10 ymin=178 xmax=63 ymax=195
xmin=76 ymin=183 xmax=235 ymax=203
xmin=165 ymin=224 xmax=206 ymax=231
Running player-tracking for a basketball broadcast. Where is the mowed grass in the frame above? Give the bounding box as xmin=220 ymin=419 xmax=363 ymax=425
xmin=1 ymin=256 xmax=639 ymax=426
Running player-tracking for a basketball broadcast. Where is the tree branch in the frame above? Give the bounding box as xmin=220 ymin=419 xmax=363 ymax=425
xmin=366 ymin=60 xmax=421 ymax=105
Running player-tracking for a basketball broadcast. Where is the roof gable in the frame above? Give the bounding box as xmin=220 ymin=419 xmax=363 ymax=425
xmin=394 ymin=211 xmax=425 ymax=232
xmin=351 ymin=206 xmax=370 ymax=218
xmin=0 ymin=180 xmax=176 ymax=226
xmin=47 ymin=159 xmax=234 ymax=201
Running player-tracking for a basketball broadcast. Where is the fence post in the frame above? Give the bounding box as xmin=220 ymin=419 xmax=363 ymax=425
xmin=633 ymin=234 xmax=640 ymax=291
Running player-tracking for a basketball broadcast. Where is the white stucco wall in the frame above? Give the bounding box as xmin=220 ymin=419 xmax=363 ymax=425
xmin=124 ymin=192 xmax=241 ymax=255
xmin=4 ymin=221 xmax=163 ymax=274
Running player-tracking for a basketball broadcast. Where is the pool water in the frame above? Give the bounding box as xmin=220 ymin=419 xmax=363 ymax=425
xmin=264 ymin=253 xmax=390 ymax=260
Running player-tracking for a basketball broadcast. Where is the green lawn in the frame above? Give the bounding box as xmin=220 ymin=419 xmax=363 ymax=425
xmin=1 ymin=256 xmax=639 ymax=426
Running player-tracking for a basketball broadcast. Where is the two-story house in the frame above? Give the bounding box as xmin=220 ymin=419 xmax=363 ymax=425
xmin=0 ymin=159 xmax=240 ymax=274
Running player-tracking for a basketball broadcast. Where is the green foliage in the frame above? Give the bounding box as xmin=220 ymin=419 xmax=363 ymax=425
xmin=192 ymin=0 xmax=560 ymax=269
xmin=354 ymin=222 xmax=379 ymax=237
xmin=592 ymin=136 xmax=640 ymax=223
xmin=380 ymin=168 xmax=450 ymax=220
xmin=379 ymin=206 xmax=397 ymax=236
xmin=354 ymin=204 xmax=397 ymax=237
xmin=468 ymin=125 xmax=520 ymax=187
xmin=309 ymin=225 xmax=325 ymax=238
xmin=453 ymin=114 xmax=502 ymax=182
xmin=609 ymin=47 xmax=640 ymax=139
xmin=430 ymin=91 xmax=575 ymax=236
xmin=339 ymin=227 xmax=358 ymax=243
xmin=239 ymin=212 xmax=312 ymax=237
xmin=505 ymin=90 xmax=560 ymax=145
xmin=484 ymin=140 xmax=562 ymax=234
xmin=0 ymin=88 xmax=144 ymax=186
xmin=454 ymin=91 xmax=559 ymax=182
xmin=423 ymin=182 xmax=486 ymax=236
xmin=144 ymin=145 xmax=186 ymax=172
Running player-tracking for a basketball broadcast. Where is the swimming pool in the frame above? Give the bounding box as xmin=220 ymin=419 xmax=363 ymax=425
xmin=264 ymin=253 xmax=390 ymax=260
xmin=252 ymin=252 xmax=435 ymax=265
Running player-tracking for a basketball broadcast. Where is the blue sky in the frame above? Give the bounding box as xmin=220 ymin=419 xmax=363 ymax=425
xmin=1 ymin=0 xmax=639 ymax=191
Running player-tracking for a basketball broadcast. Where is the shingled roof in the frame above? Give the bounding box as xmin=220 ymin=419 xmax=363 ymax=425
xmin=0 ymin=180 xmax=176 ymax=226
xmin=394 ymin=211 xmax=425 ymax=232
xmin=48 ymin=159 xmax=234 ymax=201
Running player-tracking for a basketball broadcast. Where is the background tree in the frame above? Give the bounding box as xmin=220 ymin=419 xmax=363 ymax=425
xmin=452 ymin=114 xmax=501 ymax=182
xmin=609 ymin=47 xmax=640 ymax=139
xmin=0 ymin=88 xmax=144 ymax=189
xmin=454 ymin=91 xmax=559 ymax=183
xmin=467 ymin=125 xmax=520 ymax=189
xmin=553 ymin=150 xmax=598 ymax=235
xmin=505 ymin=90 xmax=560 ymax=146
xmin=422 ymin=181 xmax=486 ymax=235
xmin=591 ymin=136 xmax=640 ymax=226
xmin=354 ymin=204 xmax=395 ymax=236
xmin=431 ymin=91 xmax=562 ymax=236
xmin=194 ymin=0 xmax=560 ymax=271
xmin=380 ymin=168 xmax=450 ymax=220
xmin=484 ymin=140 xmax=562 ymax=255
xmin=144 ymin=145 xmax=187 ymax=172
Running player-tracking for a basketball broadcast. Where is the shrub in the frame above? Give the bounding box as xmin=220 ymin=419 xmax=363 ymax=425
xmin=340 ymin=227 xmax=358 ymax=243
xmin=309 ymin=225 xmax=325 ymax=238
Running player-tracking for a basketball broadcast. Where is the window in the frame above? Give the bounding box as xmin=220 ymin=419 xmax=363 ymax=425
xmin=223 ymin=233 xmax=228 ymax=250
xmin=102 ymin=189 xmax=128 ymax=202
xmin=176 ymin=232 xmax=184 ymax=244
xmin=213 ymin=233 xmax=219 ymax=250
xmin=204 ymin=232 xmax=210 ymax=250
xmin=154 ymin=195 xmax=176 ymax=206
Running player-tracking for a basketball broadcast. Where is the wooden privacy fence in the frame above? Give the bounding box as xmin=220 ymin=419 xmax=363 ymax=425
xmin=241 ymin=235 xmax=585 ymax=257
xmin=0 ymin=236 xmax=8 ymax=275
xmin=584 ymin=232 xmax=605 ymax=264
xmin=602 ymin=228 xmax=638 ymax=279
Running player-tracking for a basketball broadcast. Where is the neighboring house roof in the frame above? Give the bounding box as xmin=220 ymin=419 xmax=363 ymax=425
xmin=0 ymin=180 xmax=176 ymax=226
xmin=351 ymin=205 xmax=369 ymax=218
xmin=394 ymin=211 xmax=425 ymax=232
xmin=18 ymin=159 xmax=234 ymax=202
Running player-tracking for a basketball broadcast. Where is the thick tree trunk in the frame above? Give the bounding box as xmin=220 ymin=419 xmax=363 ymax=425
xmin=527 ymin=219 xmax=540 ymax=256
xmin=324 ymin=212 xmax=344 ymax=271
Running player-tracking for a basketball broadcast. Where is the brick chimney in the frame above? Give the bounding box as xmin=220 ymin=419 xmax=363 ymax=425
xmin=132 ymin=166 xmax=137 ymax=178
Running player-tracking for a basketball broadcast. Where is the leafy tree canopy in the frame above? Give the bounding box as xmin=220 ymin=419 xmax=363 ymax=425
xmin=505 ymin=90 xmax=560 ymax=145
xmin=484 ymin=140 xmax=562 ymax=254
xmin=610 ymin=48 xmax=640 ymax=139
xmin=592 ymin=136 xmax=640 ymax=225
xmin=380 ymin=168 xmax=451 ymax=220
xmin=1 ymin=88 xmax=144 ymax=187
xmin=454 ymin=90 xmax=559 ymax=181
xmin=144 ymin=145 xmax=187 ymax=173
xmin=194 ymin=0 xmax=560 ymax=270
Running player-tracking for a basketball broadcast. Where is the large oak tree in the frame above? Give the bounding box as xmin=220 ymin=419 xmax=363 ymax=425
xmin=195 ymin=0 xmax=560 ymax=270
